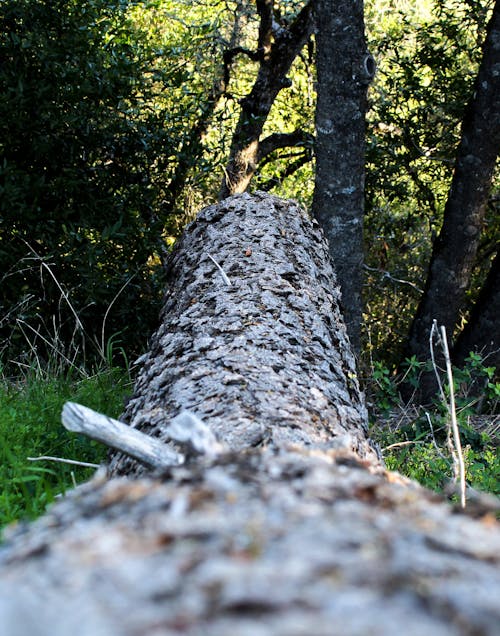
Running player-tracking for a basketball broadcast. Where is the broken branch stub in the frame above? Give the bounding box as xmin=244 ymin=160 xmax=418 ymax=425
xmin=62 ymin=402 xmax=226 ymax=469
xmin=61 ymin=401 xmax=183 ymax=470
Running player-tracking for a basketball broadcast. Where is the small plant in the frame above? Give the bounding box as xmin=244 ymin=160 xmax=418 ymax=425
xmin=371 ymin=361 xmax=400 ymax=413
xmin=368 ymin=356 xmax=427 ymax=413
xmin=369 ymin=349 xmax=500 ymax=500
xmin=451 ymin=352 xmax=500 ymax=414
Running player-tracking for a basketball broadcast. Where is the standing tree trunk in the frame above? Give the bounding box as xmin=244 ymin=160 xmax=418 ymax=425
xmin=405 ymin=2 xmax=500 ymax=389
xmin=162 ymin=3 xmax=247 ymax=216
xmin=312 ymin=0 xmax=375 ymax=353
xmin=1 ymin=194 xmax=500 ymax=636
xmin=453 ymin=249 xmax=500 ymax=371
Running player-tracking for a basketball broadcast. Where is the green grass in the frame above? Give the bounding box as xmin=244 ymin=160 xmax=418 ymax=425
xmin=0 ymin=367 xmax=132 ymax=529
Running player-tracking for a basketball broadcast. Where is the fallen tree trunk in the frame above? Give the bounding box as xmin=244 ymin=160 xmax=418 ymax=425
xmin=1 ymin=193 xmax=500 ymax=636
xmin=108 ymin=191 xmax=379 ymax=476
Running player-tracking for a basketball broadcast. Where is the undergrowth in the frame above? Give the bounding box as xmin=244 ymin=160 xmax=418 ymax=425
xmin=1 ymin=346 xmax=498 ymax=532
xmin=0 ymin=258 xmax=137 ymax=532
xmin=368 ymin=353 xmax=500 ymax=497
xmin=0 ymin=366 xmax=131 ymax=529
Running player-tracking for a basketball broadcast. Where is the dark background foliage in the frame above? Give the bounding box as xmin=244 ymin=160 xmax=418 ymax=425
xmin=0 ymin=0 xmax=498 ymax=376
xmin=0 ymin=0 xmax=176 ymax=365
xmin=364 ymin=0 xmax=499 ymax=361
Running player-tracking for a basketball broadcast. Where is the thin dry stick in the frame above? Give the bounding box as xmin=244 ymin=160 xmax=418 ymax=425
xmin=440 ymin=324 xmax=466 ymax=508
xmin=16 ymin=318 xmax=83 ymax=375
xmin=39 ymin=261 xmax=84 ymax=332
xmin=430 ymin=320 xmax=466 ymax=508
xmin=24 ymin=243 xmax=128 ymax=365
xmin=207 ymin=254 xmax=232 ymax=286
xmin=27 ymin=456 xmax=101 ymax=469
xmin=383 ymin=440 xmax=426 ymax=451
xmin=15 ymin=320 xmax=42 ymax=374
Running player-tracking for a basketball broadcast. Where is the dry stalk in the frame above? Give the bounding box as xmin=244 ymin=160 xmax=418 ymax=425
xmin=430 ymin=320 xmax=466 ymax=508
xmin=383 ymin=440 xmax=426 ymax=451
xmin=27 ymin=456 xmax=101 ymax=469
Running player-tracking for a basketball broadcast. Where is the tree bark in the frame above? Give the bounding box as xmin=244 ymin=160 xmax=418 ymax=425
xmin=311 ymin=0 xmax=374 ymax=353
xmin=453 ymin=249 xmax=500 ymax=371
xmin=405 ymin=1 xmax=500 ymax=390
xmin=1 ymin=194 xmax=500 ymax=636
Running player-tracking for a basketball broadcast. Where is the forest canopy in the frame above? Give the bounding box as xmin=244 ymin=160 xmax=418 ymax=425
xmin=0 ymin=0 xmax=498 ymax=379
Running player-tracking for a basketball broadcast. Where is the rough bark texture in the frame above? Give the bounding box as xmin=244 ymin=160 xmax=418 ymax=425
xmin=453 ymin=249 xmax=500 ymax=371
xmin=406 ymin=1 xmax=500 ymax=383
xmin=109 ymin=192 xmax=377 ymax=477
xmin=2 ymin=449 xmax=500 ymax=636
xmin=1 ymin=193 xmax=500 ymax=636
xmin=312 ymin=0 xmax=374 ymax=353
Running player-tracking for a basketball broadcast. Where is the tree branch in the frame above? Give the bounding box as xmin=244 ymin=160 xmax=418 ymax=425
xmin=222 ymin=46 xmax=260 ymax=86
xmin=259 ymin=150 xmax=313 ymax=191
xmin=258 ymin=129 xmax=314 ymax=161
xmin=256 ymin=0 xmax=274 ymax=59
xmin=62 ymin=401 xmax=183 ymax=470
xmin=220 ymin=1 xmax=316 ymax=197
